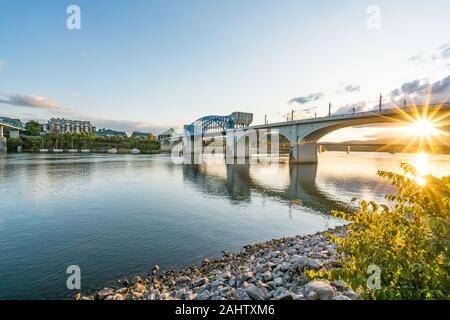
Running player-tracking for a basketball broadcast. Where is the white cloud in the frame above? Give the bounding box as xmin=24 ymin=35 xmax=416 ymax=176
xmin=288 ymin=93 xmax=324 ymax=105
xmin=0 ymin=91 xmax=168 ymax=134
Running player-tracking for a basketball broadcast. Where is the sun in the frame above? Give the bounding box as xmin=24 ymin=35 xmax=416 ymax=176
xmin=375 ymin=98 xmax=449 ymax=154
xmin=404 ymin=119 xmax=441 ymax=137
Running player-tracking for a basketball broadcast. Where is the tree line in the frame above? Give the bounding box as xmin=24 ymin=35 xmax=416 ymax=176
xmin=7 ymin=121 xmax=160 ymax=153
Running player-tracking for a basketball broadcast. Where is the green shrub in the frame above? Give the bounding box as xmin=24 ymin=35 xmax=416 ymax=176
xmin=307 ymin=163 xmax=449 ymax=299
xmin=6 ymin=138 xmax=23 ymax=151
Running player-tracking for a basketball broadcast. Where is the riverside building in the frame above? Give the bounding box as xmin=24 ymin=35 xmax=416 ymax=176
xmin=41 ymin=118 xmax=96 ymax=134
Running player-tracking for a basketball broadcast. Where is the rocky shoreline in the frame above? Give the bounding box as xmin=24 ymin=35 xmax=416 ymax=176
xmin=77 ymin=226 xmax=358 ymax=301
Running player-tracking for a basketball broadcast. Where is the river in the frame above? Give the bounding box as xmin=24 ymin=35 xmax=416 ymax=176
xmin=0 ymin=151 xmax=448 ymax=299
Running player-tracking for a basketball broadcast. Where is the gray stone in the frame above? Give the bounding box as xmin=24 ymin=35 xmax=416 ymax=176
xmin=151 ymin=265 xmax=160 ymax=275
xmin=175 ymin=275 xmax=190 ymax=284
xmin=194 ymin=290 xmax=211 ymax=300
xmin=97 ymin=288 xmax=114 ymax=300
xmin=305 ymin=291 xmax=318 ymax=300
xmin=343 ymin=289 xmax=359 ymax=300
xmin=133 ymin=282 xmax=146 ymax=293
xmin=331 ymin=280 xmax=347 ymax=291
xmin=185 ymin=292 xmax=197 ymax=300
xmin=279 ymin=262 xmax=291 ymax=272
xmin=235 ymin=288 xmax=250 ymax=300
xmin=132 ymin=275 xmax=143 ymax=284
xmin=262 ymin=271 xmax=272 ymax=282
xmin=292 ymin=256 xmax=323 ymax=271
xmin=333 ymin=295 xmax=352 ymax=300
xmin=274 ymin=277 xmax=283 ymax=287
xmin=273 ymin=288 xmax=293 ymax=300
xmin=241 ymin=271 xmax=254 ymax=281
xmin=245 ymin=284 xmax=264 ymax=300
xmin=193 ymin=277 xmax=208 ymax=287
xmin=116 ymin=287 xmax=128 ymax=295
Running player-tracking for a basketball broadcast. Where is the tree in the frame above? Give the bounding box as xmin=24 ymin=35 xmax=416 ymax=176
xmin=25 ymin=121 xmax=41 ymax=136
xmin=306 ymin=163 xmax=450 ymax=299
xmin=6 ymin=138 xmax=23 ymax=151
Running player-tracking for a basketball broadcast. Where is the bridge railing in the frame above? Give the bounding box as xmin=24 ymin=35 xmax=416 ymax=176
xmin=270 ymin=102 xmax=449 ymax=126
xmin=0 ymin=117 xmax=26 ymax=129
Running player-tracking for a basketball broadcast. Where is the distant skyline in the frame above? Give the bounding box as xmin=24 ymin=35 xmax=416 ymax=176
xmin=1 ymin=0 xmax=449 ymax=140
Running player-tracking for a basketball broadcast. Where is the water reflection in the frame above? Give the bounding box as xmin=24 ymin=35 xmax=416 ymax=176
xmin=0 ymin=152 xmax=447 ymax=299
xmin=181 ymin=161 xmax=350 ymax=214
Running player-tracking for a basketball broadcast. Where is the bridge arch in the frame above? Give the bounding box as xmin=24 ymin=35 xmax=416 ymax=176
xmin=230 ymin=129 xmax=293 ymax=161
xmin=185 ymin=115 xmax=235 ymax=136
xmin=299 ymin=117 xmax=394 ymax=142
xmin=291 ymin=107 xmax=450 ymax=163
xmin=160 ymin=139 xmax=171 ymax=152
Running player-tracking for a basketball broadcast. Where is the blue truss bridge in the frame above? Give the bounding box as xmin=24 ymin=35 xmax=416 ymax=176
xmin=184 ymin=112 xmax=253 ymax=136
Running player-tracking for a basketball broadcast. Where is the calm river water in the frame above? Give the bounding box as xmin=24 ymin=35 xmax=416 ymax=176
xmin=0 ymin=152 xmax=448 ymax=299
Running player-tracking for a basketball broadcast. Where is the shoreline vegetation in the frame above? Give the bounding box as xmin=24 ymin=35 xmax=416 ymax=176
xmin=78 ymin=163 xmax=449 ymax=301
xmin=6 ymin=132 xmax=160 ymax=154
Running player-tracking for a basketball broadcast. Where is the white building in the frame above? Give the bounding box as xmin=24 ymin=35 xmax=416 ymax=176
xmin=41 ymin=118 xmax=96 ymax=134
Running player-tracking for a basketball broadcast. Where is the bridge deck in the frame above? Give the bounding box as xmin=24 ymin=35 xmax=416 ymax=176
xmin=248 ymin=103 xmax=450 ymax=130
xmin=0 ymin=121 xmax=25 ymax=131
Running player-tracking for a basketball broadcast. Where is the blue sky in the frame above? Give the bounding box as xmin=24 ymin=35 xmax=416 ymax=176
xmin=0 ymin=0 xmax=449 ymax=138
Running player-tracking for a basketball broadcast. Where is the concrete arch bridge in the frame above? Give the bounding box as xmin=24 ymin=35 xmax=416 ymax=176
xmin=161 ymin=104 xmax=450 ymax=163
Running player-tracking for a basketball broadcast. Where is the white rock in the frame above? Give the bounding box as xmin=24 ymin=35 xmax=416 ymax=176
xmin=305 ymin=281 xmax=336 ymax=300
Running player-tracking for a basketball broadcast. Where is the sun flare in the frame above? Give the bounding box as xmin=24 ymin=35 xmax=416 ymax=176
xmin=376 ymin=99 xmax=449 ymax=154
xmin=404 ymin=120 xmax=441 ymax=137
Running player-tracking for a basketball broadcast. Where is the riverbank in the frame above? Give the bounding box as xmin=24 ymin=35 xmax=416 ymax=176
xmin=78 ymin=226 xmax=358 ymax=301
xmin=6 ymin=133 xmax=160 ymax=154
xmin=14 ymin=149 xmax=161 ymax=155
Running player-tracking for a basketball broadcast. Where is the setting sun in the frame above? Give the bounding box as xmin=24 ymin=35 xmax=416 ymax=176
xmin=405 ymin=120 xmax=441 ymax=137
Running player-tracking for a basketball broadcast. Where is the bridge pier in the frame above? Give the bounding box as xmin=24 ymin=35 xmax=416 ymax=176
xmin=0 ymin=125 xmax=6 ymax=152
xmin=234 ymin=138 xmax=251 ymax=159
xmin=290 ymin=141 xmax=318 ymax=164
xmin=160 ymin=140 xmax=171 ymax=152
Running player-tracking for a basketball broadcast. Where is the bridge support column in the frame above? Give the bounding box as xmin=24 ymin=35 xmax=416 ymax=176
xmin=234 ymin=138 xmax=250 ymax=159
xmin=290 ymin=141 xmax=318 ymax=164
xmin=160 ymin=140 xmax=171 ymax=152
xmin=9 ymin=129 xmax=19 ymax=139
xmin=0 ymin=125 xmax=5 ymax=153
xmin=182 ymin=135 xmax=203 ymax=163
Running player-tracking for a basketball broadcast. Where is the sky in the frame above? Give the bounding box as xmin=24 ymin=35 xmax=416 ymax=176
xmin=0 ymin=0 xmax=449 ymax=140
